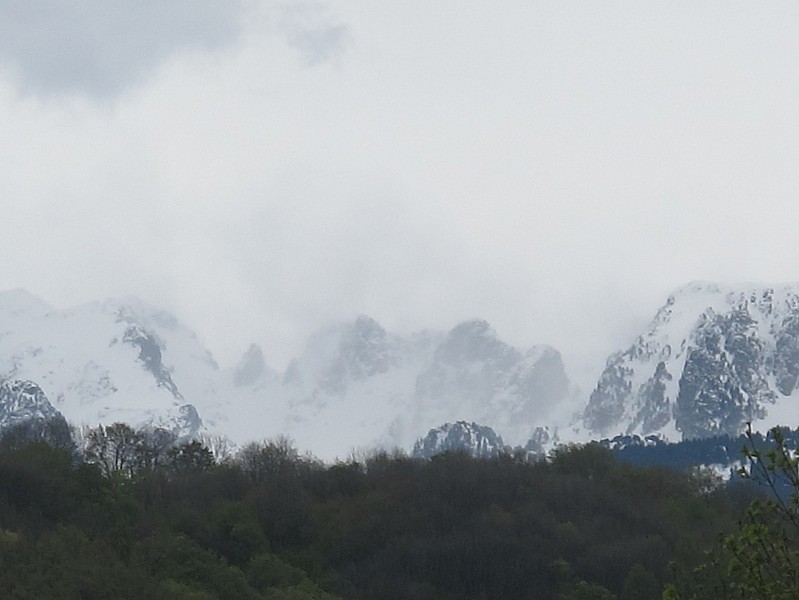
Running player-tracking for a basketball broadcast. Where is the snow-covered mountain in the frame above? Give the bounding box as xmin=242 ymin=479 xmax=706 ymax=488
xmin=414 ymin=320 xmax=571 ymax=442
xmin=0 ymin=289 xmax=215 ymax=438
xmin=0 ymin=379 xmax=64 ymax=430
xmin=412 ymin=421 xmax=507 ymax=459
xmin=0 ymin=378 xmax=74 ymax=450
xmin=584 ymin=282 xmax=799 ymax=441
xmin=226 ymin=316 xmax=575 ymax=458
xmin=0 ymin=290 xmax=575 ymax=460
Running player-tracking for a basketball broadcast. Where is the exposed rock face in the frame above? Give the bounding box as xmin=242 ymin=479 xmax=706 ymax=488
xmin=0 ymin=379 xmax=63 ymax=428
xmin=175 ymin=404 xmax=203 ymax=438
xmin=320 ymin=315 xmax=395 ymax=394
xmin=0 ymin=290 xmax=215 ymax=439
xmin=773 ymin=295 xmax=799 ymax=395
xmin=234 ymin=344 xmax=268 ymax=387
xmin=269 ymin=316 xmax=574 ymax=457
xmin=123 ymin=324 xmax=182 ymax=399
xmin=585 ymin=283 xmax=799 ymax=441
xmin=524 ymin=426 xmax=559 ymax=455
xmin=674 ymin=308 xmax=773 ymax=439
xmin=414 ymin=320 xmax=571 ymax=442
xmin=412 ymin=421 xmax=506 ymax=459
xmin=0 ymin=289 xmax=576 ymax=460
xmin=416 ymin=320 xmax=521 ymax=404
xmin=633 ymin=361 xmax=672 ymax=434
xmin=0 ymin=379 xmax=73 ymax=449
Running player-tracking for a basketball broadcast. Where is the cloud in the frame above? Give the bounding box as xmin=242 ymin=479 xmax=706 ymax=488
xmin=278 ymin=3 xmax=349 ymax=66
xmin=0 ymin=0 xmax=245 ymax=99
xmin=2 ymin=1 xmax=799 ymax=391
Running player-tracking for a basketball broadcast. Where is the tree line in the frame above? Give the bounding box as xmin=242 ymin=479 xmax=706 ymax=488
xmin=0 ymin=420 xmax=797 ymax=599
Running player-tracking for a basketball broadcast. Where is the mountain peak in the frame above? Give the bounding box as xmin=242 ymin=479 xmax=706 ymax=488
xmin=450 ymin=318 xmax=494 ymax=338
xmin=412 ymin=421 xmax=506 ymax=459
xmin=319 ymin=315 xmax=392 ymax=393
xmin=0 ymin=379 xmax=63 ymax=427
xmin=352 ymin=314 xmax=383 ymax=333
xmin=435 ymin=319 xmax=511 ymax=365
xmin=0 ymin=292 xmax=576 ymax=460
xmin=234 ymin=344 xmax=268 ymax=387
xmin=585 ymin=282 xmax=799 ymax=441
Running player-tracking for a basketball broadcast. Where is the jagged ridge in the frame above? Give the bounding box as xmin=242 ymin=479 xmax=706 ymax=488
xmin=585 ymin=283 xmax=799 ymax=441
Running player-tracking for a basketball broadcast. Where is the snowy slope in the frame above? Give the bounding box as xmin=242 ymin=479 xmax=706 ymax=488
xmin=0 ymin=290 xmax=575 ymax=460
xmin=0 ymin=290 xmax=217 ymax=437
xmin=584 ymin=282 xmax=799 ymax=441
xmin=211 ymin=318 xmax=563 ymax=458
xmin=413 ymin=319 xmax=574 ymax=446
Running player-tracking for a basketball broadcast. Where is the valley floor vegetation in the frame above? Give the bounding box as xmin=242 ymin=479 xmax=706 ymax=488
xmin=0 ymin=421 xmax=797 ymax=599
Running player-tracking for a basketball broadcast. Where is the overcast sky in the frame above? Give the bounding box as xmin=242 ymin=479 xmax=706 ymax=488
xmin=2 ymin=1 xmax=799 ymax=387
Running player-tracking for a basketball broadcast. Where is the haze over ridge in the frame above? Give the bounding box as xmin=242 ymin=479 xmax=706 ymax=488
xmin=2 ymin=2 xmax=798 ymax=395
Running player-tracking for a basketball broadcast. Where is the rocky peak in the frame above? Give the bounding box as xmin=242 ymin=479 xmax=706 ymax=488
xmin=435 ymin=319 xmax=517 ymax=365
xmin=412 ymin=319 xmax=572 ymax=446
xmin=524 ymin=426 xmax=559 ymax=455
xmin=0 ymin=379 xmax=73 ymax=450
xmin=412 ymin=421 xmax=506 ymax=459
xmin=234 ymin=344 xmax=267 ymax=387
xmin=0 ymin=379 xmax=63 ymax=427
xmin=342 ymin=315 xmax=391 ymax=374
xmin=584 ymin=283 xmax=799 ymax=441
xmin=674 ymin=306 xmax=773 ymax=439
xmin=320 ymin=315 xmax=394 ymax=393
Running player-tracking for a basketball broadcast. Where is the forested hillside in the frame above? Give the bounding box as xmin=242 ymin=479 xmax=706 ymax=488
xmin=0 ymin=426 xmax=779 ymax=599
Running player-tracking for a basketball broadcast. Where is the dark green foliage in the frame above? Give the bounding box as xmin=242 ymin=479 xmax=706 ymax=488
xmin=0 ymin=429 xmax=766 ymax=599
xmin=297 ymin=446 xmax=738 ymax=599
xmin=559 ymin=581 xmax=617 ymax=600
xmin=620 ymin=564 xmax=661 ymax=600
xmin=0 ymin=443 xmax=87 ymax=527
xmin=0 ymin=524 xmax=159 ymax=599
xmin=167 ymin=440 xmax=216 ymax=473
xmin=0 ymin=417 xmax=75 ymax=454
xmin=671 ymin=425 xmax=799 ymax=599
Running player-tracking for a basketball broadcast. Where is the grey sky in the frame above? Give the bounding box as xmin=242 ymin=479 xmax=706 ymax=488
xmin=2 ymin=1 xmax=799 ymax=390
xmin=0 ymin=0 xmax=245 ymax=98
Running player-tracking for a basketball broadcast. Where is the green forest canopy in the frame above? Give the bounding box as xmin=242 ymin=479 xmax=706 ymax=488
xmin=0 ymin=424 xmax=796 ymax=599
